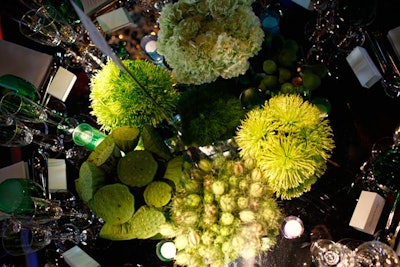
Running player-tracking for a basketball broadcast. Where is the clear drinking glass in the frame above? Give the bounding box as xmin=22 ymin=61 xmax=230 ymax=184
xmin=0 ymin=117 xmax=34 ymax=147
xmin=0 ymin=91 xmax=48 ymax=123
xmin=19 ymin=5 xmax=77 ymax=47
xmin=1 ymin=219 xmax=52 ymax=256
xmin=354 ymin=240 xmax=400 ymax=266
xmin=310 ymin=239 xmax=356 ymax=267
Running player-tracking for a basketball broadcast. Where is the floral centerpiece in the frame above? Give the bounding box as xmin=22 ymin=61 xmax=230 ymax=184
xmin=235 ymin=94 xmax=335 ymax=199
xmin=157 ymin=0 xmax=265 ymax=85
xmin=159 ymin=155 xmax=283 ymax=267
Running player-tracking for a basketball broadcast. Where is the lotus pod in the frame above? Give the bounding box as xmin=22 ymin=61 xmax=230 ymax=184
xmin=118 ymin=150 xmax=158 ymax=187
xmin=144 ymin=181 xmax=172 ymax=208
xmin=164 ymin=156 xmax=184 ymax=188
xmin=130 ymin=205 xmax=166 ymax=239
xmin=99 ymin=220 xmax=137 ymax=241
xmin=87 ymin=135 xmax=121 ymax=174
xmin=142 ymin=124 xmax=172 ymax=161
xmin=109 ymin=126 xmax=140 ymax=153
xmin=91 ymin=183 xmax=135 ymax=225
xmin=75 ymin=161 xmax=107 ymax=204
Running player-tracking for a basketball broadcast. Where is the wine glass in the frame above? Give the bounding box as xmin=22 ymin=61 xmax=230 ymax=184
xmin=19 ymin=5 xmax=105 ymax=73
xmin=0 ymin=91 xmax=77 ymax=142
xmin=0 ymin=178 xmax=87 ymax=224
xmin=1 ymin=218 xmax=88 ymax=256
xmin=1 ymin=218 xmax=52 ymax=256
xmin=310 ymin=239 xmax=356 ymax=267
xmin=354 ymin=240 xmax=400 ymax=266
xmin=19 ymin=5 xmax=77 ymax=45
xmin=0 ymin=115 xmax=34 ymax=147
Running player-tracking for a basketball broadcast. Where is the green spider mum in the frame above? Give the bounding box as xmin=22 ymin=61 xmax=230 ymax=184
xmin=235 ymin=94 xmax=335 ymax=199
xmin=89 ymin=59 xmax=179 ymax=131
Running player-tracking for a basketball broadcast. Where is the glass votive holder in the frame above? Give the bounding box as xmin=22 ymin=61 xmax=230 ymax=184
xmin=156 ymin=240 xmax=177 ymax=262
xmin=281 ymin=215 xmax=305 ymax=239
xmin=72 ymin=123 xmax=106 ymax=151
xmin=260 ymin=9 xmax=281 ymax=35
xmin=140 ymin=34 xmax=165 ymax=67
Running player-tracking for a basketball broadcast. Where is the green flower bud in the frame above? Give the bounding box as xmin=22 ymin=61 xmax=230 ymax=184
xmin=239 ymin=210 xmax=256 ymax=223
xmin=237 ymin=196 xmax=249 ymax=210
xmin=174 ymin=234 xmax=188 ymax=250
xmin=212 ymin=180 xmax=226 ymax=195
xmin=219 ymin=194 xmax=236 ymax=212
xmin=185 ymin=193 xmax=202 ymax=207
xmin=249 ymin=181 xmax=264 ymax=197
xmin=220 ymin=212 xmax=234 ymax=225
xmin=198 ymin=159 xmax=213 ymax=172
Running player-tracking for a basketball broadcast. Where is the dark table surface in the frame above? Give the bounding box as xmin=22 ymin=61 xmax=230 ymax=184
xmin=1 ymin=0 xmax=400 ymax=266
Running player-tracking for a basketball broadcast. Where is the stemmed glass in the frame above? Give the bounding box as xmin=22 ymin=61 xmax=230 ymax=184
xmin=354 ymin=240 xmax=400 ymax=266
xmin=19 ymin=5 xmax=105 ymax=73
xmin=0 ymin=115 xmax=34 ymax=147
xmin=310 ymin=239 xmax=356 ymax=267
xmin=364 ymin=31 xmax=400 ymax=98
xmin=1 ymin=218 xmax=88 ymax=256
xmin=0 ymin=91 xmax=77 ymax=142
xmin=0 ymin=178 xmax=88 ymax=224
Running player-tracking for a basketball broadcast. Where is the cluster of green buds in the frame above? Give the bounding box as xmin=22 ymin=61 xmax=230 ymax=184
xmin=160 ymin=156 xmax=283 ymax=267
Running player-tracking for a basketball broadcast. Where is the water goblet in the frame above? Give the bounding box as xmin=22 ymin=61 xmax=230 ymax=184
xmin=0 ymin=116 xmax=34 ymax=147
xmin=0 ymin=91 xmax=48 ymax=123
xmin=19 ymin=5 xmax=77 ymax=47
xmin=0 ymin=91 xmax=78 ymax=144
xmin=1 ymin=218 xmax=52 ymax=256
xmin=310 ymin=239 xmax=356 ymax=267
xmin=354 ymin=240 xmax=400 ymax=266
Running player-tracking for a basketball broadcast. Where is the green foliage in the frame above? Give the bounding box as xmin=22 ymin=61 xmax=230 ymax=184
xmin=235 ymin=94 xmax=335 ymax=199
xmin=177 ymin=83 xmax=246 ymax=146
xmin=89 ymin=59 xmax=179 ymax=131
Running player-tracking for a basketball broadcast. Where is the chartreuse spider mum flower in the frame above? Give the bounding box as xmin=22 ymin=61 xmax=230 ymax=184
xmin=157 ymin=0 xmax=264 ymax=85
xmin=235 ymin=94 xmax=335 ymax=199
xmin=89 ymin=59 xmax=179 ymax=131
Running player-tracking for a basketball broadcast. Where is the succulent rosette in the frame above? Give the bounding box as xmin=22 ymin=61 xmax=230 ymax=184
xmin=159 ymin=156 xmax=283 ymax=267
xmin=157 ymin=0 xmax=264 ymax=85
xmin=235 ymin=94 xmax=335 ymax=199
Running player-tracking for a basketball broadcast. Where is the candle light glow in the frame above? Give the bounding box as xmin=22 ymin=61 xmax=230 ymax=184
xmin=282 ymin=216 xmax=304 ymax=239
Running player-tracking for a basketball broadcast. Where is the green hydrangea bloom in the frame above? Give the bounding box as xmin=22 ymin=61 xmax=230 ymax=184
xmin=157 ymin=0 xmax=264 ymax=85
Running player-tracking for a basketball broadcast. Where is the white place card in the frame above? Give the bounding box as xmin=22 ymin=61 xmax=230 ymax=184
xmin=63 ymin=245 xmax=100 ymax=267
xmin=346 ymin=46 xmax=382 ymax=88
xmin=47 ymin=66 xmax=77 ymax=102
xmin=96 ymin=7 xmax=134 ymax=33
xmin=290 ymin=0 xmax=313 ymax=10
xmin=388 ymin=26 xmax=400 ymax=62
xmin=48 ymin=158 xmax=68 ymax=191
xmin=349 ymin=190 xmax=385 ymax=235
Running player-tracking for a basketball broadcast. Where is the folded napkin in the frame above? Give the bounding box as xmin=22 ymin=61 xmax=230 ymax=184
xmin=0 ymin=40 xmax=53 ymax=89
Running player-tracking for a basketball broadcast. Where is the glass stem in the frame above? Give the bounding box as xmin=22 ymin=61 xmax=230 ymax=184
xmin=385 ymin=191 xmax=400 ymax=230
